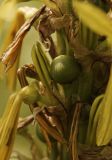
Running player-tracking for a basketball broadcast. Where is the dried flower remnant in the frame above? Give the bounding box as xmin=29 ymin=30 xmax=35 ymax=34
xmin=1 ymin=5 xmax=46 ymax=71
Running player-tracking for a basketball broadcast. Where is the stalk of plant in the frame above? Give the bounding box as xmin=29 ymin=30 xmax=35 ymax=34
xmin=1 ymin=0 xmax=112 ymax=160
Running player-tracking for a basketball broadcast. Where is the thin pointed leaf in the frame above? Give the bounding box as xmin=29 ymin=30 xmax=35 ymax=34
xmin=74 ymin=1 xmax=112 ymax=42
xmin=0 ymin=93 xmax=22 ymax=160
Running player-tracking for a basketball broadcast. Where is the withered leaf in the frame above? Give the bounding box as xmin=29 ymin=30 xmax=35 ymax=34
xmin=1 ymin=5 xmax=46 ymax=71
xmin=38 ymin=13 xmax=73 ymax=57
xmin=38 ymin=13 xmax=72 ymax=38
xmin=35 ymin=111 xmax=66 ymax=143
xmin=17 ymin=115 xmax=34 ymax=130
xmin=38 ymin=10 xmax=88 ymax=58
xmin=42 ymin=0 xmax=61 ymax=16
xmin=69 ymin=103 xmax=82 ymax=160
xmin=0 ymin=11 xmax=25 ymax=91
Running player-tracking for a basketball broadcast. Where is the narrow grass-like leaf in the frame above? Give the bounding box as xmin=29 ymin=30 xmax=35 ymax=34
xmin=74 ymin=1 xmax=112 ymax=41
xmin=0 ymin=93 xmax=21 ymax=160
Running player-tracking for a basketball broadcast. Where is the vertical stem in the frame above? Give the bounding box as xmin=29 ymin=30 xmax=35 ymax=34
xmin=67 ymin=0 xmax=73 ymax=14
xmin=61 ymin=144 xmax=70 ymax=160
xmin=56 ymin=29 xmax=66 ymax=55
xmin=50 ymin=142 xmax=58 ymax=160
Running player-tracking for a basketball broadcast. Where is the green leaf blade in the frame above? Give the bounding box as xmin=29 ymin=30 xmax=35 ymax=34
xmin=74 ymin=1 xmax=112 ymax=40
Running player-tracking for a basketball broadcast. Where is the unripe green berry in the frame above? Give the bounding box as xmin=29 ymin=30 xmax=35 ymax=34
xmin=50 ymin=55 xmax=81 ymax=84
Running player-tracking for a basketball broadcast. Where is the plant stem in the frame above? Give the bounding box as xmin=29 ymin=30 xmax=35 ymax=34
xmin=50 ymin=142 xmax=58 ymax=160
xmin=61 ymin=144 xmax=70 ymax=160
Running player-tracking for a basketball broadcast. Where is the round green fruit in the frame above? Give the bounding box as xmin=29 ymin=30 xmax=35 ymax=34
xmin=50 ymin=55 xmax=81 ymax=84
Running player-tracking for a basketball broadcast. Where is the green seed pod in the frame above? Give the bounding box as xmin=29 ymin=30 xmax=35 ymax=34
xmin=20 ymin=81 xmax=40 ymax=104
xmin=50 ymin=55 xmax=81 ymax=84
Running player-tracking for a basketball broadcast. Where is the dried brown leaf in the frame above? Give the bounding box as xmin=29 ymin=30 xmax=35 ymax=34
xmin=35 ymin=112 xmax=66 ymax=143
xmin=17 ymin=115 xmax=34 ymax=130
xmin=0 ymin=11 xmax=25 ymax=91
xmin=1 ymin=5 xmax=46 ymax=71
xmin=69 ymin=103 xmax=82 ymax=160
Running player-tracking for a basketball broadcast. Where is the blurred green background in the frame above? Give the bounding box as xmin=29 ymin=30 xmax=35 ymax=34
xmin=0 ymin=1 xmax=48 ymax=159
